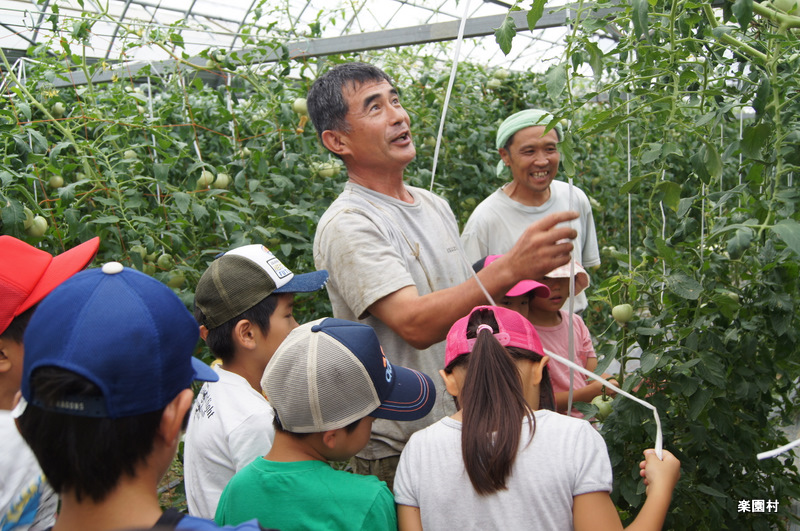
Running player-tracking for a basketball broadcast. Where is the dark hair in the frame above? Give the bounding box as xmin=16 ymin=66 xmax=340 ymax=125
xmin=444 ymin=308 xmax=552 ymax=495
xmin=306 ymin=62 xmax=393 ymax=147
xmin=16 ymin=367 xmax=164 ymax=503
xmin=1 ymin=306 xmax=36 ymax=342
xmin=272 ymin=407 xmax=362 ymax=438
xmin=194 ymin=294 xmax=278 ymax=363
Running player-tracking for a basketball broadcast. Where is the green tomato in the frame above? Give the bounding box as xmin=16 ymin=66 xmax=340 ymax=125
xmin=423 ymin=136 xmax=437 ymax=148
xmin=25 ymin=215 xmax=48 ymax=237
xmin=213 ymin=172 xmax=231 ymax=189
xmin=23 ymin=207 xmax=34 ymax=230
xmin=591 ymin=395 xmax=614 ymax=421
xmin=130 ymin=245 xmax=147 ymax=261
xmin=51 ymin=102 xmax=66 ymax=118
xmin=123 ymin=149 xmax=138 ymax=160
xmin=612 ymin=303 xmax=634 ymax=323
xmin=292 ymin=98 xmax=308 ymax=116
xmin=157 ymin=253 xmax=174 ymax=270
xmin=167 ymin=273 xmax=186 ymax=289
xmin=316 ymin=163 xmax=340 ymax=178
xmin=48 ymin=175 xmax=64 ymax=189
xmin=774 ymin=0 xmax=798 ymax=14
xmin=143 ymin=262 xmax=156 ymax=276
xmin=197 ymin=170 xmax=215 ymax=189
xmin=487 ymin=78 xmax=503 ymax=90
xmin=493 ymin=68 xmax=510 ymax=80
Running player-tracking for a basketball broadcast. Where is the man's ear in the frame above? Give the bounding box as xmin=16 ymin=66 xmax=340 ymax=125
xmin=498 ymin=147 xmax=512 ymax=167
xmin=198 ymin=325 xmax=209 ymax=342
xmin=321 ymin=130 xmax=349 ymax=157
xmin=159 ymin=389 xmax=194 ymax=446
xmin=232 ymin=319 xmax=257 ymax=350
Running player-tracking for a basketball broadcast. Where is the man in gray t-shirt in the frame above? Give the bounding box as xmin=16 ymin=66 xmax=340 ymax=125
xmin=308 ymin=62 xmax=579 ymax=489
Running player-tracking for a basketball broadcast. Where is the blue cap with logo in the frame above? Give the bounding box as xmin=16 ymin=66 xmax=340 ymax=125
xmin=19 ymin=262 xmax=218 ymax=419
xmin=262 ymin=317 xmax=435 ymax=432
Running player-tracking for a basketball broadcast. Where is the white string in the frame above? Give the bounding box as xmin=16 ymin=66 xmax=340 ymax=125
xmin=757 ymin=438 xmax=800 ymax=460
xmin=566 ymin=174 xmax=576 ymax=415
xmin=429 ymin=0 xmax=472 ymax=192
xmin=543 ymin=347 xmax=664 ymax=460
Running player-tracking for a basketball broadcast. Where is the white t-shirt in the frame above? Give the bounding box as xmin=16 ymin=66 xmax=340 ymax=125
xmin=183 ymin=366 xmax=275 ymax=519
xmin=0 ymin=411 xmax=58 ymax=531
xmin=394 ymin=410 xmax=612 ymax=530
xmin=314 ymin=181 xmax=469 ymax=458
xmin=461 ymin=181 xmax=601 ymax=312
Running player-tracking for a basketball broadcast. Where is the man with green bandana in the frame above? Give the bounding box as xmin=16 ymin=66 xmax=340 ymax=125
xmin=461 ymin=109 xmax=600 ymax=313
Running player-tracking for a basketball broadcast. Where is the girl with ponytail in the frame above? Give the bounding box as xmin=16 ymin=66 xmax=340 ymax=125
xmin=394 ymin=305 xmax=680 ymax=531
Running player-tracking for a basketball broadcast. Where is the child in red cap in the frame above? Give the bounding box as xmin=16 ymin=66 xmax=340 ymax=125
xmin=0 ymin=236 xmax=99 ymax=530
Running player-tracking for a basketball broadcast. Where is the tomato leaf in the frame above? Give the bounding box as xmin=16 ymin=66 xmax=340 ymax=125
xmin=666 ymin=272 xmax=702 ymax=300
xmin=527 ymin=0 xmax=547 ymax=30
xmin=732 ymin=0 xmax=753 ymax=29
xmin=740 ymin=123 xmax=771 ymax=160
xmin=632 ymin=0 xmax=650 ymax=40
xmin=494 ymin=14 xmax=517 ymax=55
xmin=772 ymin=219 xmax=800 ymax=258
xmin=545 ymin=63 xmax=566 ymax=101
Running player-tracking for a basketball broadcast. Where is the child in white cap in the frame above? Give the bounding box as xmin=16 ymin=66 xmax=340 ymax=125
xmin=529 ymin=263 xmax=617 ymax=416
xmin=215 ymin=318 xmax=435 ymax=530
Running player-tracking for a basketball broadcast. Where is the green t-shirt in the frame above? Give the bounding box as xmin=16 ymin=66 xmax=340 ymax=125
xmin=215 ymin=458 xmax=397 ymax=531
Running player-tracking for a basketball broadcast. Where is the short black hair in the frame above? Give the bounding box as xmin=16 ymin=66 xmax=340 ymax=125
xmin=194 ymin=294 xmax=279 ymax=363
xmin=307 ymin=62 xmax=393 ymax=148
xmin=272 ymin=407 xmax=362 ymax=438
xmin=16 ymin=367 xmax=164 ymax=503
xmin=1 ymin=306 xmax=36 ymax=342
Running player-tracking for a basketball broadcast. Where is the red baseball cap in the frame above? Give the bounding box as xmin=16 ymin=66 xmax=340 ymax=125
xmin=0 ymin=236 xmax=100 ymax=335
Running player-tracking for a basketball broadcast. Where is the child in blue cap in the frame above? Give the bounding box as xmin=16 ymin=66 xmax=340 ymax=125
xmin=13 ymin=262 xmax=269 ymax=531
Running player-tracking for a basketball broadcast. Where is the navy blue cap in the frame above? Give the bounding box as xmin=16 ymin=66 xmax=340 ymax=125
xmin=21 ymin=262 xmax=217 ymax=418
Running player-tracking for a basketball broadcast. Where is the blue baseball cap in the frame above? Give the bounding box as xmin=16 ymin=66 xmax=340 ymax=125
xmin=20 ymin=262 xmax=218 ymax=419
xmin=262 ymin=318 xmax=435 ymax=432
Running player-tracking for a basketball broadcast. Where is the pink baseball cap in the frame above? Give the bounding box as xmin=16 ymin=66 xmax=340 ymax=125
xmin=445 ymin=305 xmax=545 ymax=368
xmin=472 ymin=255 xmax=551 ymax=298
xmin=0 ymin=236 xmax=100 ymax=335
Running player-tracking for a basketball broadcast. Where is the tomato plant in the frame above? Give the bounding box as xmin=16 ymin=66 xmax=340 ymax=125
xmin=1 ymin=0 xmax=799 ymax=527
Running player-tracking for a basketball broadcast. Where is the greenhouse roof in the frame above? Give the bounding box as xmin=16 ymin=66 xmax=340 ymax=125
xmin=1 ymin=0 xmax=588 ymax=74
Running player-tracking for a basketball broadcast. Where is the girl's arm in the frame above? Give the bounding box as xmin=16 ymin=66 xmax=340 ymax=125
xmin=397 ymin=504 xmax=423 ymax=531
xmin=573 ymin=449 xmax=681 ymax=531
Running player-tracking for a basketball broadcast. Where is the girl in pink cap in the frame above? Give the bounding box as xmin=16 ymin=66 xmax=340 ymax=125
xmin=530 ymin=262 xmax=618 ymax=417
xmin=393 ymin=305 xmax=680 ymax=531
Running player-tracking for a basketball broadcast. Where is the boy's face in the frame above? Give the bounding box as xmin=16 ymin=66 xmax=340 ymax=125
xmin=258 ymin=293 xmax=299 ymax=367
xmin=0 ymin=337 xmax=25 ymax=408
xmin=498 ymin=294 xmax=530 ymax=318
xmin=531 ymin=277 xmax=570 ymax=313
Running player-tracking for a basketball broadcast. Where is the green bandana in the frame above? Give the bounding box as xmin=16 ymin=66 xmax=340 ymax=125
xmin=495 ymin=109 xmax=563 ymax=176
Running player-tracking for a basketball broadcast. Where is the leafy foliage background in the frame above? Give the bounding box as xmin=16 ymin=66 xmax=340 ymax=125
xmin=2 ymin=0 xmax=799 ymax=527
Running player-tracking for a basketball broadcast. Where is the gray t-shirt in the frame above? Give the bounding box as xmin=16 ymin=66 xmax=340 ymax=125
xmin=394 ymin=410 xmax=613 ymax=530
xmin=461 ymin=180 xmax=601 ymax=312
xmin=313 ymin=181 xmax=469 ymax=458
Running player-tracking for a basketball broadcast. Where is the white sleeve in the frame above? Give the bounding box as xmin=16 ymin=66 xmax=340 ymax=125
xmin=393 ymin=435 xmax=421 ymax=507
xmin=227 ymin=411 xmax=275 ymax=471
xmin=571 ymin=422 xmax=614 ymax=495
